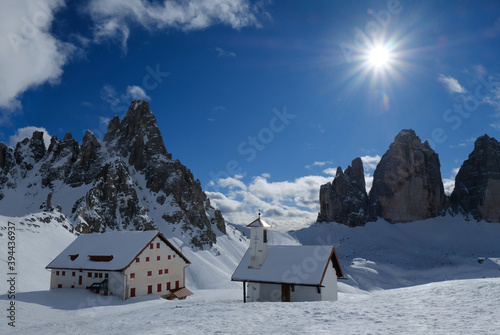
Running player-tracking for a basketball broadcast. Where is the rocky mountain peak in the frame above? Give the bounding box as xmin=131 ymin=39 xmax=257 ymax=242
xmin=318 ymin=157 xmax=368 ymax=226
xmin=450 ymin=134 xmax=500 ymax=222
xmin=369 ymin=129 xmax=445 ymax=223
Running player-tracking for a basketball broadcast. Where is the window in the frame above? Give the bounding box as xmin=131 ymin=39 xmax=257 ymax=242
xmin=165 ymin=269 xmax=168 ymax=274
xmin=62 ymin=271 xmax=65 ymax=276
xmin=88 ymin=273 xmax=92 ymax=278
xmin=71 ymin=285 xmax=75 ymax=288
xmin=157 ymin=256 xmax=161 ymax=261
xmin=58 ymin=284 xmax=62 ymax=288
xmin=105 ymin=273 xmax=109 ymax=279
xmin=72 ymin=272 xmax=76 ymax=277
xmin=167 ymin=282 xmax=171 ymax=291
xmin=147 ymin=271 xmax=152 ymax=277
xmin=94 ymin=273 xmax=98 ymax=278
xmin=263 ymin=229 xmax=268 ymax=243
xmin=130 ymin=273 xmax=135 ymax=279
xmin=147 ymin=285 xmax=153 ymax=294
xmin=156 ymin=243 xmax=160 ymax=249
xmin=150 ymin=244 xmax=153 ymax=249
xmin=175 ymin=281 xmax=180 ymax=289
xmin=99 ymin=273 xmax=103 ymax=278
xmin=157 ymin=283 xmax=162 ymax=292
xmin=130 ymin=288 xmax=136 ymax=297
xmin=136 ymin=257 xmax=140 ymax=263
xmin=168 ymin=255 xmax=171 ymax=260
xmin=146 ymin=257 xmax=150 ymax=262
xmin=56 ymin=271 xmax=59 ymax=276
xmin=173 ymin=255 xmax=176 ymax=258
xmin=159 ymin=269 xmax=163 ymax=275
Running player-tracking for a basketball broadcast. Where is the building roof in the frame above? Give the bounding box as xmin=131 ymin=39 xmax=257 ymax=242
xmin=46 ymin=231 xmax=190 ymax=271
xmin=231 ymin=245 xmax=344 ymax=286
xmin=247 ymin=217 xmax=271 ymax=228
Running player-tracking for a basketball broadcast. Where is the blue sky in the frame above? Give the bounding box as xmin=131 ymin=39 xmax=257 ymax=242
xmin=1 ymin=0 xmax=500 ymax=228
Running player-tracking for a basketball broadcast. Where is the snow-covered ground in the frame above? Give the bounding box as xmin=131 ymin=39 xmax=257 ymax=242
xmin=1 ymin=213 xmax=500 ymax=333
xmin=3 ymin=279 xmax=500 ymax=334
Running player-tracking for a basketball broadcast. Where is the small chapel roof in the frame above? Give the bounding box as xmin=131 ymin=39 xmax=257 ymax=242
xmin=231 ymin=245 xmax=344 ymax=286
xmin=247 ymin=217 xmax=271 ymax=228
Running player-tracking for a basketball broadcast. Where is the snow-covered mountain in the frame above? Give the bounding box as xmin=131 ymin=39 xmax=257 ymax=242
xmin=0 ymin=100 xmax=225 ymax=249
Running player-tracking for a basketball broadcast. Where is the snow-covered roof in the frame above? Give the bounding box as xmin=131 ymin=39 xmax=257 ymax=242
xmin=231 ymin=246 xmax=343 ymax=286
xmin=247 ymin=217 xmax=271 ymax=228
xmin=46 ymin=231 xmax=189 ymax=271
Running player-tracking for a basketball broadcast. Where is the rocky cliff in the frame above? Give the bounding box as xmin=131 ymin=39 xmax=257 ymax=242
xmin=0 ymin=100 xmax=225 ymax=248
xmin=369 ymin=129 xmax=446 ymax=223
xmin=450 ymin=135 xmax=500 ymax=222
xmin=317 ymin=157 xmax=368 ymax=226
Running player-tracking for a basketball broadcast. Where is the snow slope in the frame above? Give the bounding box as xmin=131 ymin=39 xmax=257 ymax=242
xmin=3 ymin=279 xmax=500 ymax=334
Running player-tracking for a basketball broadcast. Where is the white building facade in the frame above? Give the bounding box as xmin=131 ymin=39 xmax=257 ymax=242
xmin=232 ymin=217 xmax=344 ymax=302
xmin=46 ymin=231 xmax=192 ymax=300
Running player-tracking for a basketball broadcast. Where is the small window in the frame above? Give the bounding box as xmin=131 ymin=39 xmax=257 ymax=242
xmin=167 ymin=282 xmax=171 ymax=291
xmin=263 ymin=229 xmax=268 ymax=243
xmin=88 ymin=273 xmax=92 ymax=278
xmin=146 ymin=257 xmax=150 ymax=262
xmin=159 ymin=269 xmax=163 ymax=275
xmin=72 ymin=272 xmax=76 ymax=277
xmin=62 ymin=271 xmax=66 ymax=276
xmin=173 ymin=255 xmax=176 ymax=258
xmin=99 ymin=273 xmax=103 ymax=278
xmin=130 ymin=273 xmax=135 ymax=279
xmin=157 ymin=256 xmax=161 ymax=261
xmin=136 ymin=257 xmax=140 ymax=263
xmin=156 ymin=242 xmax=160 ymax=249
xmin=58 ymin=284 xmax=62 ymax=288
xmin=56 ymin=271 xmax=60 ymax=276
xmin=165 ymin=269 xmax=168 ymax=274
xmin=147 ymin=271 xmax=152 ymax=277
xmin=71 ymin=285 xmax=75 ymax=288
xmin=105 ymin=273 xmax=109 ymax=279
xmin=94 ymin=273 xmax=98 ymax=278
xmin=157 ymin=283 xmax=162 ymax=292
xmin=168 ymin=255 xmax=171 ymax=260
xmin=150 ymin=244 xmax=153 ymax=249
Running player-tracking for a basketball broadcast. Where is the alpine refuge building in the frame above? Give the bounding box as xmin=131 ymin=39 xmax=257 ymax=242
xmin=231 ymin=216 xmax=344 ymax=302
xmin=46 ymin=231 xmax=192 ymax=300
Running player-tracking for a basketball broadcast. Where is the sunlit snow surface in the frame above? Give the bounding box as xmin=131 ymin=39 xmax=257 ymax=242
xmin=1 ymin=213 xmax=500 ymax=334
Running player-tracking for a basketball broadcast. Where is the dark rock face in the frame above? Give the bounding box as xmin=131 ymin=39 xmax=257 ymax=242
xmin=369 ymin=129 xmax=446 ymax=223
xmin=450 ymin=135 xmax=500 ymax=222
xmin=318 ymin=158 xmax=369 ymax=226
xmin=0 ymin=100 xmax=225 ymax=248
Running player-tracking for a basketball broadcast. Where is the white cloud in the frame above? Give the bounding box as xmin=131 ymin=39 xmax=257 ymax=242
xmin=9 ymin=126 xmax=52 ymax=149
xmin=207 ymin=174 xmax=331 ymax=229
xmin=437 ymin=74 xmax=467 ymax=94
xmin=86 ymin=0 xmax=267 ymax=52
xmin=215 ymin=47 xmax=236 ymax=57
xmin=360 ymin=155 xmax=381 ymax=171
xmin=0 ymin=0 xmax=74 ymax=116
xmin=443 ymin=167 xmax=460 ymax=196
xmin=126 ymin=85 xmax=151 ymax=100
xmin=323 ymin=167 xmax=337 ymax=176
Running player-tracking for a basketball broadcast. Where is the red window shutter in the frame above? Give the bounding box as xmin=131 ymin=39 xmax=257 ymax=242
xmin=56 ymin=271 xmax=59 ymax=275
xmin=175 ymin=281 xmax=179 ymax=289
xmin=136 ymin=257 xmax=140 ymax=263
xmin=159 ymin=269 xmax=163 ymax=275
xmin=165 ymin=269 xmax=168 ymax=274
xmin=130 ymin=288 xmax=136 ymax=297
xmin=157 ymin=283 xmax=162 ymax=292
xmin=157 ymin=256 xmax=161 ymax=261
xmin=168 ymin=255 xmax=171 ymax=260
xmin=146 ymin=257 xmax=150 ymax=262
xmin=167 ymin=282 xmax=171 ymax=291
xmin=88 ymin=272 xmax=92 ymax=278
xmin=105 ymin=273 xmax=109 ymax=279
xmin=150 ymin=244 xmax=153 ymax=249
xmin=99 ymin=273 xmax=103 ymax=278
xmin=147 ymin=271 xmax=152 ymax=277
xmin=130 ymin=273 xmax=135 ymax=279
xmin=72 ymin=272 xmax=76 ymax=277
xmin=94 ymin=273 xmax=98 ymax=278
xmin=148 ymin=285 xmax=152 ymax=294
xmin=157 ymin=243 xmax=160 ymax=248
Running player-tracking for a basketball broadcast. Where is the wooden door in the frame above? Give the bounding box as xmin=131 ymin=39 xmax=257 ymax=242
xmin=78 ymin=276 xmax=82 ymax=285
xmin=282 ymin=284 xmax=291 ymax=302
xmin=130 ymin=288 xmax=136 ymax=297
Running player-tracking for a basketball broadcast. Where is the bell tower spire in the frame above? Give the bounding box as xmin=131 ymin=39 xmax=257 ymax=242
xmin=247 ymin=214 xmax=271 ymax=269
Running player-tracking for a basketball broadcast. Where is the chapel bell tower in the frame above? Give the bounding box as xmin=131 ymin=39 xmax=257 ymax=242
xmin=247 ymin=212 xmax=270 ymax=269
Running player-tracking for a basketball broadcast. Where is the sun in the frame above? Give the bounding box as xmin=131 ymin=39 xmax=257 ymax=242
xmin=368 ymin=46 xmax=391 ymax=67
